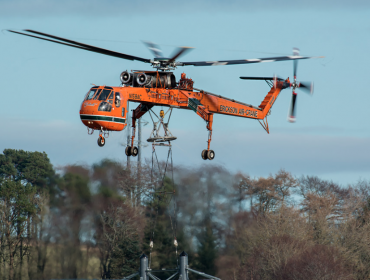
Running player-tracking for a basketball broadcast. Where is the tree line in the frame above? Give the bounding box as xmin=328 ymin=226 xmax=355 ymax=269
xmin=0 ymin=149 xmax=370 ymax=280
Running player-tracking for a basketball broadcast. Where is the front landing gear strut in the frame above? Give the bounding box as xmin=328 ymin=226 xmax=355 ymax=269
xmin=201 ymin=114 xmax=215 ymax=160
xmin=97 ymin=135 xmax=105 ymax=147
xmin=97 ymin=129 xmax=109 ymax=147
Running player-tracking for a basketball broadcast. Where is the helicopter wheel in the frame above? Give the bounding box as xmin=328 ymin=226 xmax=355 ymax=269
xmin=131 ymin=146 xmax=139 ymax=157
xmin=97 ymin=136 xmax=105 ymax=147
xmin=207 ymin=150 xmax=215 ymax=160
xmin=201 ymin=149 xmax=208 ymax=160
xmin=125 ymin=146 xmax=132 ymax=156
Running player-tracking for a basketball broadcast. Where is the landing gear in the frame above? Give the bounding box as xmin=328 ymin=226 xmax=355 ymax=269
xmin=125 ymin=146 xmax=138 ymax=157
xmin=131 ymin=146 xmax=139 ymax=157
xmin=97 ymin=129 xmax=109 ymax=147
xmin=125 ymin=146 xmax=131 ymax=156
xmin=201 ymin=114 xmax=215 ymax=160
xmin=207 ymin=150 xmax=215 ymax=160
xmin=126 ymin=104 xmax=153 ymax=159
xmin=201 ymin=149 xmax=208 ymax=160
xmin=97 ymin=135 xmax=105 ymax=147
xmin=201 ymin=149 xmax=215 ymax=160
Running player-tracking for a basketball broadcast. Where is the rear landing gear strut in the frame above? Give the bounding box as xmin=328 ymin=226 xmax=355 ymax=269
xmin=201 ymin=114 xmax=215 ymax=160
xmin=126 ymin=120 xmax=139 ymax=157
xmin=125 ymin=123 xmax=138 ymax=157
xmin=125 ymin=104 xmax=153 ymax=157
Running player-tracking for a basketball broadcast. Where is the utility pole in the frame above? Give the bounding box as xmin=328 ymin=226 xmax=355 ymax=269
xmin=126 ymin=104 xmax=131 ymax=168
xmin=122 ymin=252 xmax=220 ymax=280
xmin=138 ymin=118 xmax=142 ymax=166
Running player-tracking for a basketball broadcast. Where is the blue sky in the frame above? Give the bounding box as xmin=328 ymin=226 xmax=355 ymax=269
xmin=1 ymin=0 xmax=370 ymax=185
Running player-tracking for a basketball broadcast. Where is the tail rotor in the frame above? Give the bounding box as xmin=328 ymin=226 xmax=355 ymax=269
xmin=288 ymin=48 xmax=314 ymax=122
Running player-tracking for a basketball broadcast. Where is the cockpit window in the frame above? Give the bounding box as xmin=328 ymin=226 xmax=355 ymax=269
xmin=85 ymin=89 xmax=98 ymax=100
xmin=107 ymin=92 xmax=113 ymax=104
xmin=92 ymin=89 xmax=102 ymax=100
xmin=94 ymin=89 xmax=111 ymax=100
xmin=98 ymin=89 xmax=111 ymax=100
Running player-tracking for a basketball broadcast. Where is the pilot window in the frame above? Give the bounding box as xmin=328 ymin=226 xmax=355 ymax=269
xmin=107 ymin=92 xmax=113 ymax=104
xmin=92 ymin=89 xmax=102 ymax=100
xmin=96 ymin=89 xmax=112 ymax=101
xmin=85 ymin=89 xmax=98 ymax=100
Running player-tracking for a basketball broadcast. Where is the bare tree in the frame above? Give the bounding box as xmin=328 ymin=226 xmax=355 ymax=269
xmin=94 ymin=195 xmax=145 ymax=279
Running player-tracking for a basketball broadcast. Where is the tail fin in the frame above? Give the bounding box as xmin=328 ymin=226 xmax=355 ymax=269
xmin=240 ymin=76 xmax=288 ymax=116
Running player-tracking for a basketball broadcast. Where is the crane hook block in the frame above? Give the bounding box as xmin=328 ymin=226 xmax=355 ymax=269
xmin=160 ymin=110 xmax=165 ymax=118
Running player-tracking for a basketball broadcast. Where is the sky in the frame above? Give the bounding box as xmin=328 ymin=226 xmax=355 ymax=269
xmin=1 ymin=0 xmax=370 ymax=185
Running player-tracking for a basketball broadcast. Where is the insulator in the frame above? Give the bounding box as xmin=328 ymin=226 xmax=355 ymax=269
xmin=174 ymin=239 xmax=178 ymax=247
xmin=120 ymin=71 xmax=132 ymax=84
xmin=149 ymin=240 xmax=154 ymax=248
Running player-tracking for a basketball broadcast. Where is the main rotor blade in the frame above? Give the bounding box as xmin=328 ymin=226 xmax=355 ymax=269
xmin=240 ymin=76 xmax=284 ymax=81
xmin=178 ymin=54 xmax=323 ymax=67
xmin=169 ymin=47 xmax=193 ymax=63
xmin=299 ymin=81 xmax=314 ymax=94
xmin=143 ymin=41 xmax=163 ymax=58
xmin=8 ymin=29 xmax=151 ymax=63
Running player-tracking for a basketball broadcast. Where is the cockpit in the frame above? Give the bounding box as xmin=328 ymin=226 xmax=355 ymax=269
xmin=84 ymin=86 xmax=122 ymax=112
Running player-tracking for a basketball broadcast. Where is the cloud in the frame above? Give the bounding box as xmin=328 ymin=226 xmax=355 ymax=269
xmin=0 ymin=0 xmax=369 ymax=17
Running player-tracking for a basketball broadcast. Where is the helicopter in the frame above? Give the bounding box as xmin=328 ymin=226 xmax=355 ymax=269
xmin=8 ymin=29 xmax=321 ymax=160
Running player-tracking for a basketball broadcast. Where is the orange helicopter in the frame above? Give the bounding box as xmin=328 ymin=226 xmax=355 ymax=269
xmin=8 ymin=30 xmax=320 ymax=160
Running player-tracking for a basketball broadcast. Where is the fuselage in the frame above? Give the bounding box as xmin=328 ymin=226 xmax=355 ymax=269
xmin=80 ymin=75 xmax=285 ymax=133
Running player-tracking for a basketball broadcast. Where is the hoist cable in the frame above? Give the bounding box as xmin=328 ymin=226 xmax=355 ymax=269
xmin=149 ymin=146 xmax=160 ymax=267
xmin=167 ymin=108 xmax=173 ymax=124
xmin=171 ymin=148 xmax=178 ymax=240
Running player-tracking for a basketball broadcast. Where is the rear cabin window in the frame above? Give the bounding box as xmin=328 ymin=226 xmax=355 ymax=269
xmin=115 ymin=92 xmax=121 ymax=107
xmin=85 ymin=89 xmax=98 ymax=100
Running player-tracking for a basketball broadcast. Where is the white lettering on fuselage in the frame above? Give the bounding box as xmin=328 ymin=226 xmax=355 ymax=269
xmin=220 ymin=105 xmax=257 ymax=117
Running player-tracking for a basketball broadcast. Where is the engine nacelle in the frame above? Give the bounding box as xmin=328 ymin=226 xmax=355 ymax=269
xmin=120 ymin=71 xmax=132 ymax=84
xmin=120 ymin=71 xmax=176 ymax=89
xmin=136 ymin=72 xmax=148 ymax=86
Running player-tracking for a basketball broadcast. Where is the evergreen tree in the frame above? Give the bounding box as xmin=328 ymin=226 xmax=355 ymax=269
xmin=143 ymin=177 xmax=178 ymax=270
xmin=0 ymin=149 xmax=56 ymax=280
xmin=143 ymin=176 xmax=195 ymax=275
xmin=57 ymin=166 xmax=92 ymax=279
xmin=196 ymin=218 xmax=217 ymax=276
xmin=110 ymin=235 xmax=141 ymax=278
